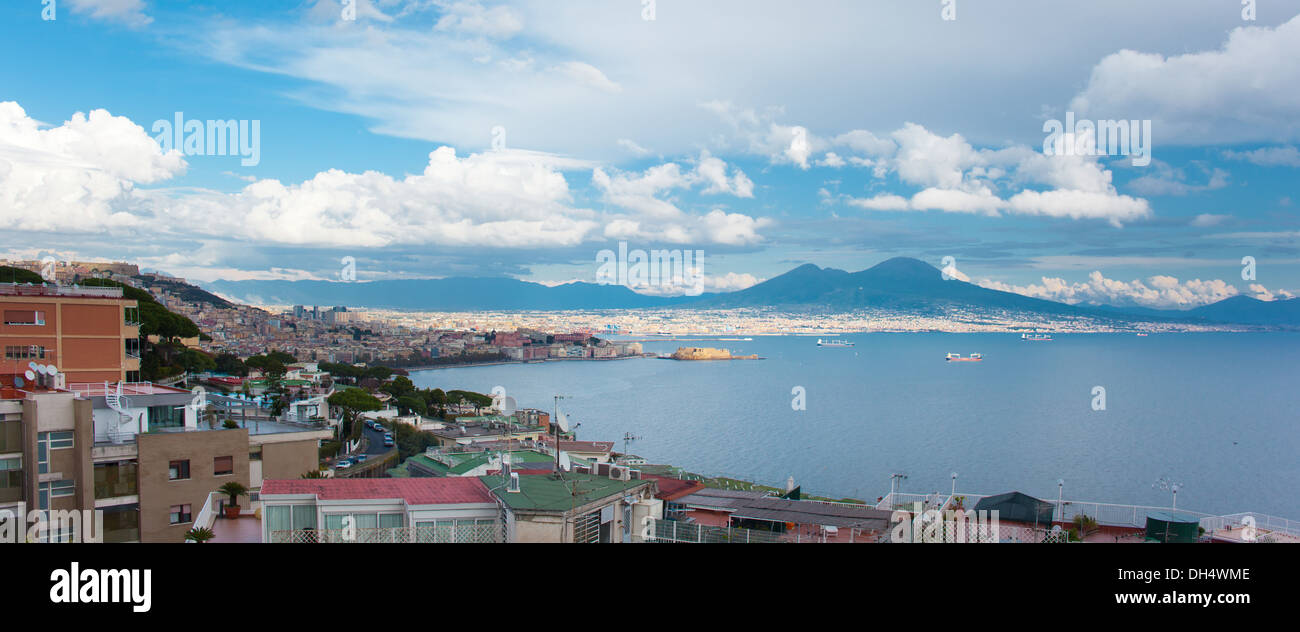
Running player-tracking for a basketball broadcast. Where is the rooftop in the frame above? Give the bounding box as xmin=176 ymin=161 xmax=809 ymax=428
xmin=262 ymin=477 xmax=496 ymax=505
xmin=479 ymin=472 xmax=654 ymax=512
xmin=0 ymin=283 xmax=125 ymax=299
xmin=67 ymin=382 xmax=191 ymax=397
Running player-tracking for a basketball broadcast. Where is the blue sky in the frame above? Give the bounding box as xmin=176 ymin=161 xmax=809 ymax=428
xmin=1 ymin=0 xmax=1298 ymax=308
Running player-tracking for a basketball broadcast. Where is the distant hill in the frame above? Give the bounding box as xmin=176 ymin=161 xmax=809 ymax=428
xmin=206 ymin=277 xmax=689 ymax=311
xmin=138 ymin=274 xmax=236 ymax=310
xmin=1099 ymin=295 xmax=1300 ymax=327
xmin=0 ymin=265 xmax=46 ymax=284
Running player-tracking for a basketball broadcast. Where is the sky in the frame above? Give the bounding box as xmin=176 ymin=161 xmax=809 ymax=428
xmin=1 ymin=0 xmax=1298 ymax=309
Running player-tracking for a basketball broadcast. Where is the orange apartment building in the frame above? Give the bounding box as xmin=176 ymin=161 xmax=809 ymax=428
xmin=0 ymin=283 xmax=141 ymax=384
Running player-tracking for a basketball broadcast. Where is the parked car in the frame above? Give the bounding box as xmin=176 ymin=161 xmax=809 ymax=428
xmin=335 ymin=459 xmax=352 ymax=469
xmin=383 ymin=438 xmax=394 ymax=447
xmin=354 ymin=454 xmax=368 ymax=462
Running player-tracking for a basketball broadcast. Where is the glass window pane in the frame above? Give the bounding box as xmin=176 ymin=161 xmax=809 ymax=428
xmin=291 ymin=505 xmax=316 ymax=530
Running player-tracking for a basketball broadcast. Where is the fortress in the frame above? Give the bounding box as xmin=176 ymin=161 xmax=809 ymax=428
xmin=670 ymin=347 xmax=760 ymax=361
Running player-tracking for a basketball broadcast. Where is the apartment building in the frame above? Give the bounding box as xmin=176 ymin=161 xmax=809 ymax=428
xmin=0 ymin=377 xmax=97 ymax=542
xmin=1 ymin=283 xmax=142 ymax=384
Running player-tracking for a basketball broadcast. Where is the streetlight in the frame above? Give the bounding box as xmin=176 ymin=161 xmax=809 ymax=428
xmin=1057 ymin=479 xmax=1065 ymax=522
xmin=950 ymin=472 xmax=958 ymax=498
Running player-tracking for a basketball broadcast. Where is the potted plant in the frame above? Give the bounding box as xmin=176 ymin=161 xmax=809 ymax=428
xmin=218 ymin=481 xmax=248 ymax=519
xmin=185 ymin=526 xmax=215 ymax=543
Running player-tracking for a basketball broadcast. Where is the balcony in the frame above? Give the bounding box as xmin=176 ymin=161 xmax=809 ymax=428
xmin=0 ymin=421 xmax=20 ymax=453
xmin=94 ymin=461 xmax=138 ymax=499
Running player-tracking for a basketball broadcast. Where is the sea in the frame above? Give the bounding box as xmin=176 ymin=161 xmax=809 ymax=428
xmin=410 ymin=333 xmax=1300 ymax=518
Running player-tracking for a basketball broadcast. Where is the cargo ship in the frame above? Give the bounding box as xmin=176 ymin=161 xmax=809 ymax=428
xmin=817 ymin=339 xmax=855 ymax=347
xmin=1021 ymin=333 xmax=1052 ymax=341
xmin=946 ymin=353 xmax=983 ymax=362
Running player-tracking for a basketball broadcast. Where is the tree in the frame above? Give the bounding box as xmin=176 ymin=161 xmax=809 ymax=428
xmin=382 ymin=375 xmax=415 ymax=398
xmin=184 ymin=527 xmax=215 ymax=543
xmin=396 ymin=395 xmax=427 ymax=417
xmin=218 ymin=481 xmax=248 ymax=509
xmin=214 ymin=353 xmax=248 ymax=376
xmin=328 ymin=389 xmax=383 ymax=443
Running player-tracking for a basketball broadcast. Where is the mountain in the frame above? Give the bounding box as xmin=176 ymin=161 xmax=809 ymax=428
xmin=206 ymin=277 xmax=689 ymax=311
xmin=691 ymin=257 xmax=1112 ymax=317
xmin=1185 ymin=295 xmax=1300 ymax=325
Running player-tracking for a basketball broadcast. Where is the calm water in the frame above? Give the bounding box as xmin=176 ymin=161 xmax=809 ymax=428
xmin=411 ymin=333 xmax=1300 ymax=517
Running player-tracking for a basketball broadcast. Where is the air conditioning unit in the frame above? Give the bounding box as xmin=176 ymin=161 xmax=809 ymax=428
xmin=611 ymin=466 xmax=630 ymax=481
xmin=507 ymin=472 xmax=520 ymax=493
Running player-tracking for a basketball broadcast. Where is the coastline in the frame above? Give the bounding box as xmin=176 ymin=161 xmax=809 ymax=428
xmin=402 ymin=354 xmax=649 ymax=372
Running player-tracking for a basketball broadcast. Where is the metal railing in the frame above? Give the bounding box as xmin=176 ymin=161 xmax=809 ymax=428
xmin=648 ymin=520 xmax=784 ymax=543
xmin=269 ymin=524 xmax=499 ymax=543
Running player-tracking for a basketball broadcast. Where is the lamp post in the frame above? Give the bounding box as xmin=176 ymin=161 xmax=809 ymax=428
xmin=950 ymin=472 xmax=958 ymax=498
xmin=1057 ymin=479 xmax=1065 ymax=522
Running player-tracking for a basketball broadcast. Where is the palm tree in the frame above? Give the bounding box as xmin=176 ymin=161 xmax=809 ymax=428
xmin=185 ymin=527 xmax=215 ymax=543
xmin=218 ymin=481 xmax=248 ymax=517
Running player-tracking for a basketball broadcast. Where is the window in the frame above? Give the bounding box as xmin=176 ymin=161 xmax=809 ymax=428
xmin=4 ymin=310 xmax=45 ymax=326
xmin=0 ymin=458 xmax=21 ymax=503
xmin=4 ymin=345 xmax=45 ymax=359
xmin=36 ymin=432 xmax=73 ymax=475
xmin=168 ymin=460 xmax=190 ymax=481
xmin=148 ymin=405 xmax=185 ymax=430
xmin=48 ymin=479 xmax=74 ymax=497
xmin=169 ymin=504 xmax=192 ymax=525
xmin=213 ymin=456 xmax=233 ymax=476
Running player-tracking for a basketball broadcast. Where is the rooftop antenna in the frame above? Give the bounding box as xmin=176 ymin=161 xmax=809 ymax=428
xmin=552 ymin=394 xmax=568 ymax=475
xmin=621 ymin=431 xmax=640 ymax=456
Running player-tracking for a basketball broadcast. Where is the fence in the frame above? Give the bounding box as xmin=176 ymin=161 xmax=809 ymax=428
xmin=647 ymin=520 xmax=784 ymax=543
xmin=269 ymin=524 xmax=499 ymax=543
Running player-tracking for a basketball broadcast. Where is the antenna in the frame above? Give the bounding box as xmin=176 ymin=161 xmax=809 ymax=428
xmin=621 ymin=431 xmax=640 ymax=458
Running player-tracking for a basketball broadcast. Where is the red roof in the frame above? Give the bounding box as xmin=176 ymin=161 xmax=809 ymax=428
xmin=261 ymin=478 xmax=495 ymax=505
xmin=645 ymin=475 xmax=705 ymax=501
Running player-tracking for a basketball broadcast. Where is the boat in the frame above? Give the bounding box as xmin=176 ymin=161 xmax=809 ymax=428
xmin=1021 ymin=332 xmax=1052 ymax=341
xmin=817 ymin=338 xmax=855 ymax=347
xmin=1136 ymin=333 xmax=1149 ymax=337
xmin=946 ymin=353 xmax=983 ymax=362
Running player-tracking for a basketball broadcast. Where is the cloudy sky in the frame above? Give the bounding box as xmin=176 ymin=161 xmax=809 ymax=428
xmin=1 ymin=0 xmax=1298 ymax=308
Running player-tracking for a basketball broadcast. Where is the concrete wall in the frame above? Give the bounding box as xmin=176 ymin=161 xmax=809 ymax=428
xmin=138 ymin=428 xmax=249 ymax=543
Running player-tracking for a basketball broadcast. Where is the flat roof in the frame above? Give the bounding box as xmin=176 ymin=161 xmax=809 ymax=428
xmin=67 ymin=382 xmax=191 ymax=397
xmin=479 ymin=472 xmax=652 ymax=512
xmin=262 ymin=478 xmax=496 ymax=505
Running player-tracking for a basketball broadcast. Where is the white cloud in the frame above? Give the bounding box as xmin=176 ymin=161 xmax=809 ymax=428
xmin=433 ymin=1 xmax=524 ymax=38
xmin=979 ymin=271 xmax=1241 ymax=309
xmin=552 ymin=61 xmax=622 ymax=94
xmin=65 ymin=0 xmax=152 ymax=27
xmin=590 ymin=153 xmax=769 ymax=244
xmin=0 ymin=102 xmax=769 ymax=251
xmin=1069 ymin=15 xmax=1300 ymax=145
xmin=1126 ymin=160 xmax=1229 ymax=196
xmin=841 ymin=122 xmax=1151 ymax=225
xmin=1223 ymin=146 xmax=1300 ymax=168
xmin=1248 ymin=284 xmax=1295 ymax=302
xmin=1191 ymin=213 xmax=1229 ymax=227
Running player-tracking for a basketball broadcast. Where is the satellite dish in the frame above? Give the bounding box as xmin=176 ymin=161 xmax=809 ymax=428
xmin=501 ymin=396 xmax=517 ymax=416
xmin=556 ymin=411 xmax=570 ymax=433
xmin=46 ymin=365 xmax=58 ymax=378
xmin=14 ymin=377 xmax=25 ymax=388
xmin=27 ymin=362 xmax=39 ymax=373
xmin=558 ymin=451 xmax=572 ymax=471
xmin=24 ymin=370 xmax=36 ymax=381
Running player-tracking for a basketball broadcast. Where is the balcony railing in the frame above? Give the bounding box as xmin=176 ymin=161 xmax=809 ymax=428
xmin=269 ymin=524 xmax=499 ymax=543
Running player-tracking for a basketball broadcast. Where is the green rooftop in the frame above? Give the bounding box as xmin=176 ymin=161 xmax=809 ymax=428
xmin=409 ymin=449 xmax=570 ymax=476
xmin=479 ymin=472 xmax=650 ymax=512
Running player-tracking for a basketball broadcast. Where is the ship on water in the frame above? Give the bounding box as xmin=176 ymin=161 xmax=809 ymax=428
xmin=946 ymin=353 xmax=983 ymax=362
xmin=817 ymin=338 xmax=854 ymax=347
xmin=1021 ymin=332 xmax=1052 ymax=341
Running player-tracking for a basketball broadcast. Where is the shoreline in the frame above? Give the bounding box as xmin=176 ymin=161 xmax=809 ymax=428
xmin=403 ymin=354 xmax=649 ymax=372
